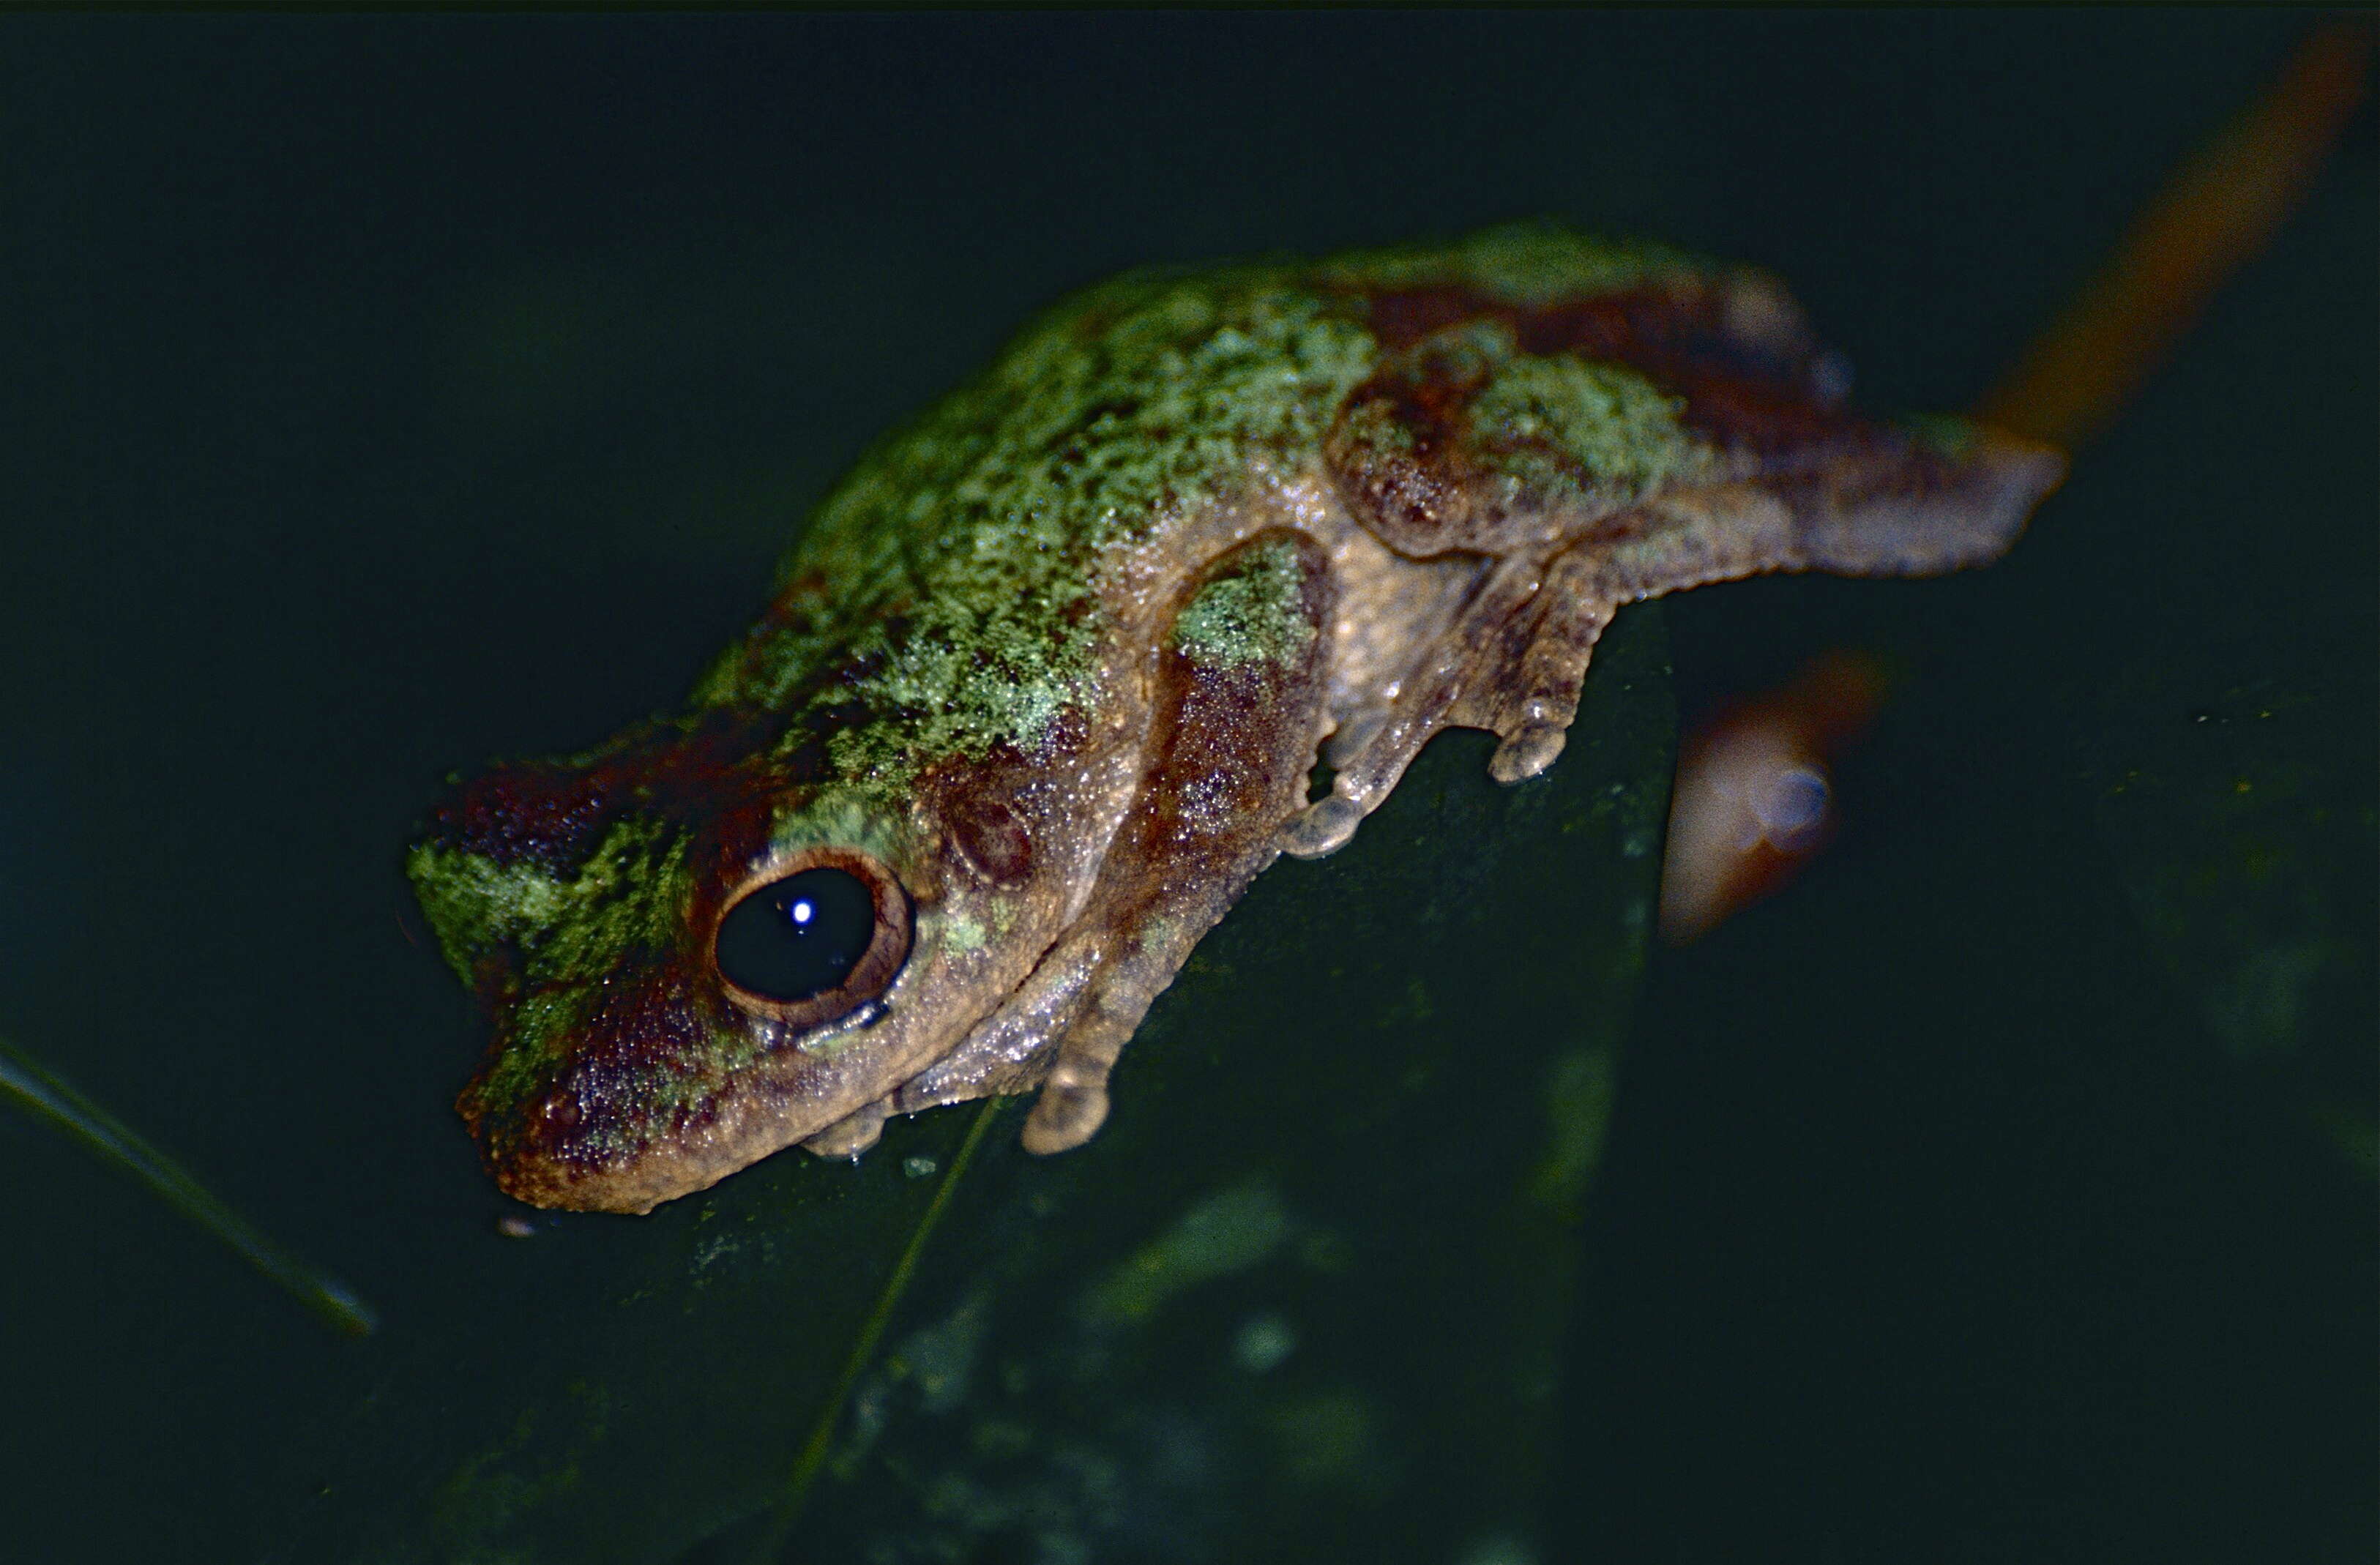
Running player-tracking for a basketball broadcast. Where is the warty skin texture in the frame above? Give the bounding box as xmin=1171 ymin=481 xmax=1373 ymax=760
xmin=409 ymin=225 xmax=2062 ymax=1212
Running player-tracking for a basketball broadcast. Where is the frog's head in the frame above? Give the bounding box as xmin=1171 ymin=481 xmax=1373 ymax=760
xmin=408 ymin=709 xmax=1053 ymax=1213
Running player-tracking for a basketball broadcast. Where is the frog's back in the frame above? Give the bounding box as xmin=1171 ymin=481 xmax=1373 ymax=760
xmin=783 ymin=227 xmax=1718 ymax=612
xmin=773 ymin=262 xmax=1368 ymax=630
xmin=693 ymin=227 xmax=1748 ymax=781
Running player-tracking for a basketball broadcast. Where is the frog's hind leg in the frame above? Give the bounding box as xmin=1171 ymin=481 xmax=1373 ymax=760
xmin=1020 ymin=529 xmax=1336 ymax=1154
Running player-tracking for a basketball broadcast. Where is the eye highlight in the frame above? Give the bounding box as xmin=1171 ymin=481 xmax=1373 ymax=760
xmin=713 ymin=854 xmax=909 ymax=1023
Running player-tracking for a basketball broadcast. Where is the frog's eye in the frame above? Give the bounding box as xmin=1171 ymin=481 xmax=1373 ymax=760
xmin=713 ymin=854 xmax=911 ymax=1023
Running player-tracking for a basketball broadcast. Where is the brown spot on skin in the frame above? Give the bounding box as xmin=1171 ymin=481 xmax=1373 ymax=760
xmin=1132 ymin=532 xmax=1333 ymax=856
xmin=1359 ymin=281 xmax=1835 ymax=418
xmin=1325 ymin=340 xmax=1502 ymax=553
xmin=1351 ymin=280 xmax=1864 ymax=460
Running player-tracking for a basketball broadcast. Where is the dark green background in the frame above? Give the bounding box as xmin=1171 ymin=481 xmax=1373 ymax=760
xmin=1 ymin=12 xmax=2370 ymax=1562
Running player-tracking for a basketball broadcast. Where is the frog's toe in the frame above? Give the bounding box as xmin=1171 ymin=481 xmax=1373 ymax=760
xmin=1021 ymin=1076 xmax=1109 ymax=1154
xmin=1469 ymin=553 xmax=1617 ymax=786
xmin=1282 ymin=793 xmax=1364 ymax=859
xmin=1488 ymin=720 xmax=1569 ymax=782
xmin=801 ymin=1097 xmax=891 ymax=1159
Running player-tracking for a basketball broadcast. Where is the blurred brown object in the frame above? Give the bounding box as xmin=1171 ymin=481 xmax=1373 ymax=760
xmin=1658 ymin=652 xmax=1890 ymax=944
xmin=1979 ymin=22 xmax=2370 ymax=449
xmin=1666 ymin=23 xmax=2370 ymax=946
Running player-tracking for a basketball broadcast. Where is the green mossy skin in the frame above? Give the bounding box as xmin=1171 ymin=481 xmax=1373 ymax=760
xmin=687 ymin=225 xmax=1717 ymax=810
xmin=1169 ymin=535 xmax=1321 ymax=671
xmin=937 ymin=911 xmax=988 ymax=955
xmin=1454 ymin=321 xmax=1721 ymax=504
xmin=408 ymin=818 xmax=689 ymax=993
xmin=409 ymin=816 xmax=703 ymax=1140
xmin=689 ymin=266 xmax=1376 ymax=802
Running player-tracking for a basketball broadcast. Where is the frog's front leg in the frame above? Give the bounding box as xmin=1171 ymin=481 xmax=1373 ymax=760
xmin=1015 ymin=529 xmax=1335 ymax=1154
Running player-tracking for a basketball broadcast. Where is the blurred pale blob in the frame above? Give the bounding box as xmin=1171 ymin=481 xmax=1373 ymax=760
xmin=1658 ymin=23 xmax=2373 ymax=943
xmin=1658 ymin=652 xmax=1888 ymax=944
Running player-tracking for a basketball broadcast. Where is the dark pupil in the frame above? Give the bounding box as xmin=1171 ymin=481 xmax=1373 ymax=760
xmin=715 ymin=867 xmax=878 ymax=1003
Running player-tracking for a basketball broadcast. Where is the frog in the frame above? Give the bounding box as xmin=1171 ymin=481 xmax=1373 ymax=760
xmin=408 ymin=224 xmax=2062 ymax=1214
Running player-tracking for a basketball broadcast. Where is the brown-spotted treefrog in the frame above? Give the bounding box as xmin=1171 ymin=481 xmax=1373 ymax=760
xmin=409 ymin=225 xmax=2062 ymax=1213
